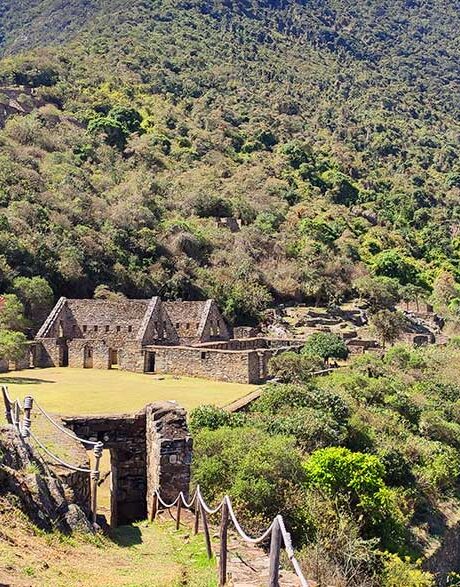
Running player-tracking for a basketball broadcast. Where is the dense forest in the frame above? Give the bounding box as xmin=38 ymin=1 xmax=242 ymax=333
xmin=0 ymin=2 xmax=460 ymax=584
xmin=0 ymin=0 xmax=458 ymax=326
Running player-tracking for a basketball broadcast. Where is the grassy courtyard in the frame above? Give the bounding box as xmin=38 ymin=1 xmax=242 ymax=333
xmin=0 ymin=367 xmax=255 ymax=415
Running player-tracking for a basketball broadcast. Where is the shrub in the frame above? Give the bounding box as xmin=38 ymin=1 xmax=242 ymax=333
xmin=189 ymin=405 xmax=245 ymax=433
xmin=303 ymin=332 xmax=349 ymax=363
xmin=304 ymin=447 xmax=406 ymax=549
xmin=192 ymin=427 xmax=308 ymax=536
xmin=419 ymin=411 xmax=460 ymax=448
xmin=256 ymin=406 xmax=346 ymax=451
xmin=384 ymin=345 xmax=427 ymax=371
xmin=380 ymin=553 xmax=434 ymax=587
xmin=253 ymin=383 xmax=350 ymax=422
xmin=269 ymin=351 xmax=323 ymax=383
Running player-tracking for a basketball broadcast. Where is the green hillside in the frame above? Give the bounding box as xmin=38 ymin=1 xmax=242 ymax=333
xmin=0 ymin=0 xmax=458 ymax=324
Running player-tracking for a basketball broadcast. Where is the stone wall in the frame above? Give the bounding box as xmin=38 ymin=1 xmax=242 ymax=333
xmin=119 ymin=342 xmax=145 ymax=372
xmin=196 ymin=337 xmax=303 ymax=351
xmin=233 ymin=326 xmax=260 ymax=338
xmin=36 ymin=338 xmax=65 ymax=367
xmin=67 ymin=338 xmax=111 ymax=369
xmin=146 ymin=403 xmax=192 ymax=518
xmin=148 ymin=345 xmax=261 ymax=383
xmin=63 ymin=402 xmax=192 ymax=527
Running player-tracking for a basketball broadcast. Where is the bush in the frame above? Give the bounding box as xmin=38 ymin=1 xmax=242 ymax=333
xmin=384 ymin=345 xmax=427 ymax=371
xmin=380 ymin=553 xmax=434 ymax=587
xmin=419 ymin=411 xmax=460 ymax=448
xmin=256 ymin=406 xmax=346 ymax=451
xmin=269 ymin=351 xmax=324 ymax=383
xmin=192 ymin=427 xmax=308 ymax=536
xmin=304 ymin=447 xmax=407 ymax=549
xmin=253 ymin=383 xmax=350 ymax=422
xmin=189 ymin=405 xmax=245 ymax=433
xmin=303 ymin=332 xmax=349 ymax=363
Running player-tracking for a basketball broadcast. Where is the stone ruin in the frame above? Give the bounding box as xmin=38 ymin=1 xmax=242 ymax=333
xmin=59 ymin=401 xmax=192 ymax=527
xmin=27 ymin=296 xmax=302 ymax=383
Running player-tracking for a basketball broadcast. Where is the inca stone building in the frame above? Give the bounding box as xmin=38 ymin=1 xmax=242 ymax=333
xmin=35 ymin=297 xmax=302 ymax=383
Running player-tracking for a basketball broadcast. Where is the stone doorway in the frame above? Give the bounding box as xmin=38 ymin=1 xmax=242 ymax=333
xmin=60 ymin=341 xmax=69 ymax=367
xmin=144 ymin=351 xmax=156 ymax=373
xmin=84 ymin=346 xmax=93 ymax=369
xmin=109 ymin=349 xmax=119 ymax=369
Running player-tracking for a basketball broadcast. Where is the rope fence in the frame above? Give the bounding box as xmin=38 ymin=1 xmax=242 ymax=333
xmin=1 ymin=384 xmax=103 ymax=525
xmin=152 ymin=486 xmax=311 ymax=587
xmin=3 ymin=384 xmax=310 ymax=585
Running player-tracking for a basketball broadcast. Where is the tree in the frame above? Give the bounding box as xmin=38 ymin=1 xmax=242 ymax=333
xmin=12 ymin=276 xmax=54 ymax=331
xmin=303 ymin=332 xmax=349 ymax=364
xmin=0 ymin=329 xmax=27 ymax=361
xmin=400 ymin=284 xmax=428 ymax=311
xmin=371 ymin=250 xmax=422 ymax=287
xmin=431 ymin=271 xmax=458 ymax=308
xmin=88 ymin=107 xmax=143 ymax=150
xmin=355 ymin=275 xmax=401 ymax=311
xmin=0 ymin=294 xmax=27 ymax=332
xmin=370 ymin=310 xmax=406 ymax=349
xmin=93 ymin=284 xmax=126 ymax=302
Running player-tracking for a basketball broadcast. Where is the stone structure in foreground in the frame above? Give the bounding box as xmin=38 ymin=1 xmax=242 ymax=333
xmin=32 ymin=297 xmax=301 ymax=383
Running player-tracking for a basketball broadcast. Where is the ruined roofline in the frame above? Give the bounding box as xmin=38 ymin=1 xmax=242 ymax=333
xmin=197 ymin=299 xmax=213 ymax=339
xmin=136 ymin=296 xmax=161 ymax=343
xmin=36 ymin=296 xmax=67 ymax=339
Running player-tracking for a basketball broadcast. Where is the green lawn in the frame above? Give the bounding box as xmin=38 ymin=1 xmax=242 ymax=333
xmin=0 ymin=367 xmax=255 ymax=415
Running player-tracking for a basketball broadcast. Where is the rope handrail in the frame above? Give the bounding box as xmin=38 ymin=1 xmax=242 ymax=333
xmin=34 ymin=400 xmax=99 ymax=447
xmin=155 ymin=485 xmax=312 ymax=586
xmin=29 ymin=430 xmax=96 ymax=474
xmin=2 ymin=388 xmax=103 ymax=526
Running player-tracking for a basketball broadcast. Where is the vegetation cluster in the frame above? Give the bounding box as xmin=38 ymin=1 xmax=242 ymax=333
xmin=191 ymin=343 xmax=460 ymax=586
xmin=0 ymin=0 xmax=458 ymax=328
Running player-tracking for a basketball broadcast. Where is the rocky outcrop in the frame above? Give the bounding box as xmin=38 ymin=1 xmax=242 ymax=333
xmin=0 ymin=426 xmax=92 ymax=533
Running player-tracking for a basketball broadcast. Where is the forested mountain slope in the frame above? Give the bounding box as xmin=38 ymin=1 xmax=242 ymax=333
xmin=0 ymin=0 xmax=459 ymax=323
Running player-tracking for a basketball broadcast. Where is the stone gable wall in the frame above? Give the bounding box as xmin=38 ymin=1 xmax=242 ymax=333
xmin=36 ymin=338 xmax=64 ymax=367
xmin=146 ymin=403 xmax=192 ymax=517
xmin=199 ymin=301 xmax=231 ymax=343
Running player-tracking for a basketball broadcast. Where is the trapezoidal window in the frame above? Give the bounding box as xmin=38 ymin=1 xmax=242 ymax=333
xmin=83 ymin=325 xmax=87 ymax=333
xmin=128 ymin=325 xmax=133 ymax=333
xmin=94 ymin=325 xmax=98 ymax=333
xmin=116 ymin=326 xmax=121 ymax=333
xmin=201 ymin=351 xmax=206 ymax=360
xmin=105 ymin=325 xmax=110 ymax=333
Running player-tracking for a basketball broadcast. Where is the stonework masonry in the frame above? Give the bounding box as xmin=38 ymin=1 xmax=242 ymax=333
xmin=32 ymin=296 xmax=303 ymax=383
xmin=63 ymin=402 xmax=192 ymax=527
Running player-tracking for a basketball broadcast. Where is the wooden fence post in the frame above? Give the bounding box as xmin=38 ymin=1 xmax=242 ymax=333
xmin=200 ymin=502 xmax=213 ymax=559
xmin=176 ymin=497 xmax=182 ymax=530
xmin=194 ymin=503 xmax=200 ymax=535
xmin=91 ymin=441 xmax=103 ymax=525
xmin=268 ymin=517 xmax=281 ymax=587
xmin=219 ymin=501 xmax=229 ymax=586
xmin=1 ymin=386 xmax=12 ymax=425
xmin=150 ymin=493 xmax=158 ymax=522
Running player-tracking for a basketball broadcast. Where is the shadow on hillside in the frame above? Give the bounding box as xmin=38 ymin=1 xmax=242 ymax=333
xmin=0 ymin=377 xmax=56 ymax=385
xmin=112 ymin=525 xmax=143 ymax=547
